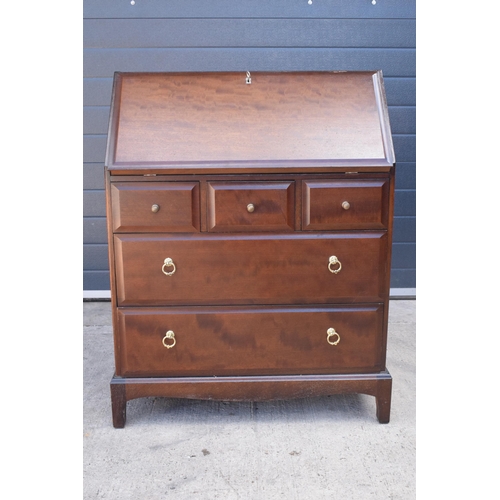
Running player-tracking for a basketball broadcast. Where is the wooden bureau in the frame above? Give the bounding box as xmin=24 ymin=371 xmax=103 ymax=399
xmin=105 ymin=71 xmax=395 ymax=427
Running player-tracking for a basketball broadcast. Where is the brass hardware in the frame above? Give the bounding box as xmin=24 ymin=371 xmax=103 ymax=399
xmin=162 ymin=258 xmax=176 ymax=276
xmin=247 ymin=203 xmax=255 ymax=213
xmin=151 ymin=204 xmax=160 ymax=213
xmin=342 ymin=201 xmax=350 ymax=210
xmin=162 ymin=330 xmax=176 ymax=349
xmin=328 ymin=255 xmax=342 ymax=274
xmin=327 ymin=327 xmax=340 ymax=346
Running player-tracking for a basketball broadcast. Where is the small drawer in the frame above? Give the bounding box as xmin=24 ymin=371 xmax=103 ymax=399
xmin=207 ymin=181 xmax=294 ymax=232
xmin=302 ymin=179 xmax=389 ymax=230
xmin=115 ymin=305 xmax=384 ymax=377
xmin=111 ymin=182 xmax=200 ymax=232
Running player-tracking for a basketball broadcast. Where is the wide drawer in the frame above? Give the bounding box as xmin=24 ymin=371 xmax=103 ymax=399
xmin=110 ymin=182 xmax=200 ymax=232
xmin=114 ymin=232 xmax=388 ymax=305
xmin=115 ymin=305 xmax=384 ymax=377
xmin=302 ymin=179 xmax=389 ymax=230
xmin=207 ymin=181 xmax=294 ymax=232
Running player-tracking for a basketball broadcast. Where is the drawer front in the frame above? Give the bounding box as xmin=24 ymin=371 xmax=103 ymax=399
xmin=116 ymin=305 xmax=384 ymax=377
xmin=111 ymin=182 xmax=200 ymax=232
xmin=302 ymin=179 xmax=389 ymax=230
xmin=114 ymin=232 xmax=387 ymax=305
xmin=207 ymin=181 xmax=294 ymax=232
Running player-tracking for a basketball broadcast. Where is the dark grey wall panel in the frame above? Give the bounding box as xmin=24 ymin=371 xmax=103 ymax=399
xmin=84 ymin=107 xmax=109 ymax=135
xmin=84 ymin=135 xmax=107 ymax=163
xmin=383 ymin=78 xmax=415 ymax=106
xmin=393 ymin=135 xmax=415 ymax=163
xmin=84 ymin=19 xmax=415 ymax=48
xmin=84 ymin=271 xmax=110 ymax=291
xmin=392 ymin=243 xmax=416 ymax=269
xmin=390 ymin=270 xmax=415 ymax=288
xmin=388 ymin=108 xmax=415 ymax=135
xmin=84 ymin=218 xmax=107 ymax=244
xmin=84 ymin=244 xmax=109 ymax=271
xmin=83 ymin=78 xmax=113 ymax=106
xmin=84 ymin=0 xmax=416 ymax=19
xmin=393 ymin=217 xmax=416 ymax=243
xmin=83 ymin=190 xmax=106 ymax=217
xmin=394 ymin=190 xmax=416 ymax=217
xmin=395 ymin=163 xmax=415 ymax=190
xmin=83 ymin=163 xmax=105 ymax=190
xmin=83 ymin=48 xmax=416 ymax=78
xmin=392 ymin=240 xmax=416 ymax=288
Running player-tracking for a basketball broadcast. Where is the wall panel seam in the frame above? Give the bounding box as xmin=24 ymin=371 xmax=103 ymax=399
xmin=83 ymin=18 xmax=416 ymax=22
xmin=84 ymin=47 xmax=416 ymax=50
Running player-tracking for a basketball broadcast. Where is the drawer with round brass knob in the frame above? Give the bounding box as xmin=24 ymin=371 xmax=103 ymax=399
xmin=110 ymin=181 xmax=200 ymax=232
xmin=302 ymin=178 xmax=390 ymax=230
xmin=207 ymin=181 xmax=295 ymax=232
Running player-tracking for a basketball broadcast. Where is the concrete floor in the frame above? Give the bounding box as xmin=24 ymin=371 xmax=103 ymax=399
xmin=83 ymin=300 xmax=415 ymax=499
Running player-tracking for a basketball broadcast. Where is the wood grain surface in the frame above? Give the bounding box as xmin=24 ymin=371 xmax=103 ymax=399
xmin=114 ymin=232 xmax=388 ymax=306
xmin=115 ymin=304 xmax=384 ymax=377
xmin=108 ymin=72 xmax=393 ymax=167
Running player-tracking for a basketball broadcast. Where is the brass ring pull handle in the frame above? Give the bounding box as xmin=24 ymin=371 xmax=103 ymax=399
xmin=328 ymin=255 xmax=342 ymax=274
xmin=162 ymin=258 xmax=176 ymax=276
xmin=162 ymin=330 xmax=176 ymax=349
xmin=151 ymin=204 xmax=160 ymax=213
xmin=327 ymin=327 xmax=340 ymax=346
xmin=247 ymin=203 xmax=255 ymax=213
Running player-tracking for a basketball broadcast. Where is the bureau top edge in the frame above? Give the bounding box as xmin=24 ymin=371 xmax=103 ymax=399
xmin=105 ymin=71 xmax=395 ymax=170
xmin=106 ymin=161 xmax=395 ymax=176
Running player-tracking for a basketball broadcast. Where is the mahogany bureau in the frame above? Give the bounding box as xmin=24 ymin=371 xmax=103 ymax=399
xmin=104 ymin=71 xmax=396 ymax=428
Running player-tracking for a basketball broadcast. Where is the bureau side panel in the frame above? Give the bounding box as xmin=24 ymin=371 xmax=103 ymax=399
xmin=104 ymin=168 xmax=122 ymax=374
xmin=379 ymin=166 xmax=396 ymax=369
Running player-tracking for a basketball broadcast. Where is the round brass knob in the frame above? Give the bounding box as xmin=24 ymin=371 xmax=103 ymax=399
xmin=162 ymin=330 xmax=176 ymax=349
xmin=342 ymin=201 xmax=350 ymax=210
xmin=327 ymin=327 xmax=340 ymax=346
xmin=151 ymin=204 xmax=160 ymax=213
xmin=247 ymin=203 xmax=255 ymax=213
xmin=162 ymin=258 xmax=176 ymax=276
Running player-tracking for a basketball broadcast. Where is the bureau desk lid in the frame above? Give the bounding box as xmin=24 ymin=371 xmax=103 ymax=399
xmin=105 ymin=71 xmax=395 ymax=174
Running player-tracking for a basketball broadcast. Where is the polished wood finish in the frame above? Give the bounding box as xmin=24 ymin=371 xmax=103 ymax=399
xmin=105 ymin=71 xmax=395 ymax=427
xmin=105 ymin=71 xmax=394 ymax=174
xmin=302 ymin=178 xmax=389 ymax=230
xmin=115 ymin=305 xmax=384 ymax=377
xmin=110 ymin=380 xmax=126 ymax=429
xmin=111 ymin=182 xmax=200 ymax=232
xmin=114 ymin=231 xmax=387 ymax=306
xmin=110 ymin=372 xmax=392 ymax=428
xmin=207 ymin=181 xmax=294 ymax=232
